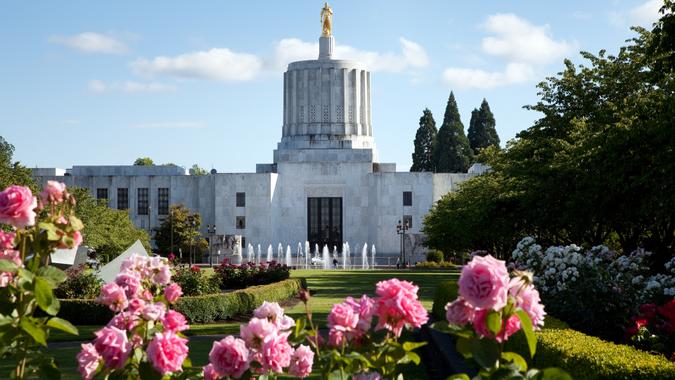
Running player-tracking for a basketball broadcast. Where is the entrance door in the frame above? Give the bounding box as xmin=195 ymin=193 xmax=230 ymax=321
xmin=307 ymin=197 xmax=342 ymax=253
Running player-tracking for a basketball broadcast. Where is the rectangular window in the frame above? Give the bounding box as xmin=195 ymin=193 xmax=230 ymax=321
xmin=96 ymin=188 xmax=108 ymax=201
xmin=137 ymin=188 xmax=149 ymax=215
xmin=117 ymin=188 xmax=129 ymax=210
xmin=158 ymin=188 xmax=169 ymax=215
xmin=236 ymin=192 xmax=246 ymax=207
xmin=403 ymin=215 xmax=413 ymax=229
xmin=403 ymin=191 xmax=413 ymax=206
xmin=236 ymin=216 xmax=246 ymax=229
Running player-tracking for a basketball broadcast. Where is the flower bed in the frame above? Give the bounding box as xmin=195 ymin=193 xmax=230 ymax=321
xmin=58 ymin=278 xmax=306 ymax=325
xmin=214 ymin=261 xmax=290 ymax=289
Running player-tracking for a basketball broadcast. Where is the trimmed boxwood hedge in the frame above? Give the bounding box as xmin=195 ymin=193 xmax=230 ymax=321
xmin=431 ymin=280 xmax=675 ymax=379
xmin=58 ymin=278 xmax=306 ymax=325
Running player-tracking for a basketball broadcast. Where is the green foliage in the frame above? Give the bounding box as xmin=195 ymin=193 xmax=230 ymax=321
xmin=55 ymin=298 xmax=114 ymax=325
xmin=410 ymin=108 xmax=438 ymax=172
xmin=433 ymin=92 xmax=473 ymax=172
xmin=426 ymin=249 xmax=444 ymax=263
xmin=71 ymin=187 xmax=150 ymax=263
xmin=171 ymin=265 xmax=219 ymax=296
xmin=190 ymin=164 xmax=208 ymax=176
xmin=413 ymin=261 xmax=459 ymax=271
xmin=214 ymin=261 xmax=290 ymax=289
xmin=133 ymin=157 xmax=154 ymax=166
xmin=431 ymin=280 xmax=458 ymax=320
xmin=153 ymin=205 xmax=208 ymax=257
xmin=0 ymin=136 xmax=37 ymax=193
xmin=468 ymin=99 xmax=500 ymax=155
xmin=54 ymin=264 xmax=102 ymax=299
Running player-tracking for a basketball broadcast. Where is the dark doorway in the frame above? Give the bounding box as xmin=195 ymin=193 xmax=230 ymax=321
xmin=307 ymin=197 xmax=342 ymax=254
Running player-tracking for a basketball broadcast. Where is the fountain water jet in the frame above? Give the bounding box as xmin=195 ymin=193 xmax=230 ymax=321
xmin=371 ymin=244 xmax=376 ymax=269
xmin=277 ymin=243 xmax=283 ymax=262
xmin=285 ymin=245 xmax=292 ymax=267
xmin=266 ymin=244 xmax=273 ymax=263
xmin=297 ymin=242 xmax=303 ymax=268
xmin=361 ymin=243 xmax=369 ymax=270
xmin=247 ymin=244 xmax=254 ymax=263
xmin=342 ymin=243 xmax=347 ymax=269
xmin=305 ymin=241 xmax=310 ymax=269
xmin=322 ymin=245 xmax=330 ymax=270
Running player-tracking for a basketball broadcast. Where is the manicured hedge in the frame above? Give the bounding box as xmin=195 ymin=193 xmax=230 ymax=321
xmin=58 ymin=278 xmax=306 ymax=325
xmin=431 ymin=281 xmax=675 ymax=379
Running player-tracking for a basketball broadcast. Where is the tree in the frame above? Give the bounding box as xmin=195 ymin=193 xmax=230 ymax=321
xmin=433 ymin=92 xmax=473 ymax=172
xmin=0 ymin=136 xmax=37 ymax=192
xmin=467 ymin=99 xmax=500 ymax=155
xmin=154 ymin=205 xmax=208 ymax=261
xmin=190 ymin=164 xmax=208 ymax=176
xmin=133 ymin=157 xmax=154 ymax=166
xmin=71 ymin=187 xmax=151 ymax=263
xmin=410 ymin=108 xmax=437 ymax=172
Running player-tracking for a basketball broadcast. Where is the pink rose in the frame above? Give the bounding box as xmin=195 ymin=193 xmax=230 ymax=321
xmin=163 ymin=310 xmax=189 ymax=332
xmin=0 ymin=272 xmax=12 ymax=287
xmin=40 ymin=180 xmax=67 ymax=204
xmin=328 ymin=329 xmax=344 ymax=347
xmin=208 ymin=336 xmax=250 ymax=378
xmin=107 ymin=311 xmax=139 ymax=331
xmin=345 ymin=295 xmax=375 ymax=331
xmin=120 ymin=254 xmax=150 ymax=278
xmin=0 ymin=230 xmax=15 ymax=250
xmin=458 ymin=254 xmax=509 ymax=310
xmin=115 ymin=272 xmax=142 ymax=299
xmin=142 ymin=302 xmax=166 ymax=321
xmin=127 ymin=298 xmax=146 ymax=315
xmin=0 ymin=185 xmax=37 ymax=228
xmin=149 ymin=256 xmax=171 ymax=285
xmin=98 ymin=283 xmax=129 ymax=312
xmin=164 ymin=283 xmax=183 ymax=303
xmin=288 ymin=345 xmax=314 ymax=378
xmin=0 ymin=248 xmax=22 ymax=267
xmin=72 ymin=230 xmax=83 ymax=248
xmin=240 ymin=317 xmax=277 ymax=350
xmin=509 ymin=281 xmax=546 ymax=329
xmin=328 ymin=302 xmax=359 ymax=332
xmin=445 ymin=298 xmax=475 ymax=325
xmin=77 ymin=343 xmax=101 ymax=380
xmin=472 ymin=310 xmax=521 ymax=342
xmin=374 ymin=279 xmax=428 ymax=337
xmin=254 ymin=301 xmax=284 ymax=321
xmin=260 ymin=332 xmax=293 ymax=373
xmin=94 ymin=326 xmax=131 ymax=369
xmin=203 ymin=363 xmax=220 ymax=380
xmin=147 ymin=331 xmax=189 ymax=375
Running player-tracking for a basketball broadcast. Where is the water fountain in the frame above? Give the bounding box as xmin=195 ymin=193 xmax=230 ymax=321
xmin=266 ymin=244 xmax=273 ymax=263
xmin=322 ymin=245 xmax=330 ymax=270
xmin=285 ymin=245 xmax=292 ymax=267
xmin=342 ymin=243 xmax=347 ymax=269
xmin=314 ymin=244 xmax=319 ymax=267
xmin=277 ymin=243 xmax=283 ymax=262
xmin=256 ymin=244 xmax=261 ymax=265
xmin=247 ymin=244 xmax=254 ymax=263
xmin=297 ymin=242 xmax=303 ymax=268
xmin=345 ymin=242 xmax=351 ymax=269
xmin=305 ymin=241 xmax=310 ymax=268
xmin=371 ymin=244 xmax=376 ymax=269
xmin=361 ymin=243 xmax=369 ymax=269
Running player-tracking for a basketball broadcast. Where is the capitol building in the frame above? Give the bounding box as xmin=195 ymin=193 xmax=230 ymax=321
xmin=33 ymin=7 xmax=477 ymax=259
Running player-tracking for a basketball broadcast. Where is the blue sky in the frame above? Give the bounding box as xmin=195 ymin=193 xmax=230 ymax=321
xmin=0 ymin=0 xmax=664 ymax=172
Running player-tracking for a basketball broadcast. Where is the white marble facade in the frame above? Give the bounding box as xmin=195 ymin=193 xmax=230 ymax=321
xmin=33 ymin=33 xmax=475 ymax=258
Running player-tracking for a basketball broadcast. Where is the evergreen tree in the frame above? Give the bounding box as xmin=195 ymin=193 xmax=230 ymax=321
xmin=468 ymin=98 xmax=500 ymax=154
xmin=410 ymin=108 xmax=437 ymax=172
xmin=434 ymin=92 xmax=473 ymax=172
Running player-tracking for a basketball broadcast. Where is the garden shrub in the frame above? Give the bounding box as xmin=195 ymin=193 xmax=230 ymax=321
xmin=214 ymin=261 xmax=290 ymax=289
xmin=57 ymin=278 xmax=306 ymax=325
xmin=415 ymin=261 xmax=459 ymax=270
xmin=431 ymin=280 xmax=458 ymax=320
xmin=426 ymin=249 xmax=443 ymax=263
xmin=54 ymin=264 xmax=102 ymax=299
xmin=171 ymin=265 xmax=219 ymax=296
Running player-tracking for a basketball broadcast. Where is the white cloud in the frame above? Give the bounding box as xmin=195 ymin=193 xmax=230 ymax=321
xmin=442 ymin=63 xmax=536 ymax=89
xmin=130 ymin=48 xmax=263 ymax=82
xmin=609 ymin=0 xmax=662 ymax=27
xmin=272 ymin=37 xmax=429 ymax=73
xmin=130 ymin=122 xmax=206 ymax=129
xmin=481 ymin=13 xmax=573 ymax=65
xmin=49 ymin=32 xmax=128 ymax=54
xmin=88 ymin=79 xmax=176 ymax=93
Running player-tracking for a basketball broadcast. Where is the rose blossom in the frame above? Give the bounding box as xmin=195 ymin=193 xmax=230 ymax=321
xmin=149 ymin=256 xmax=171 ymax=285
xmin=288 ymin=344 xmax=314 ymax=378
xmin=40 ymin=180 xmax=67 ymax=204
xmin=0 ymin=248 xmax=22 ymax=267
xmin=72 ymin=230 xmax=83 ymax=248
xmin=254 ymin=301 xmax=295 ymax=330
xmin=163 ymin=310 xmax=189 ymax=332
xmin=93 ymin=326 xmax=131 ymax=369
xmin=261 ymin=332 xmax=293 ymax=373
xmin=77 ymin=343 xmax=101 ymax=380
xmin=327 ymin=301 xmax=359 ymax=332
xmin=107 ymin=311 xmax=139 ymax=331
xmin=203 ymin=363 xmax=220 ymax=380
xmin=164 ymin=283 xmax=183 ymax=303
xmin=445 ymin=298 xmax=475 ymax=325
xmin=458 ymin=254 xmax=510 ymax=310
xmin=98 ymin=283 xmax=129 ymax=312
xmin=240 ymin=317 xmax=277 ymax=349
xmin=0 ymin=272 xmax=12 ymax=287
xmin=127 ymin=298 xmax=146 ymax=315
xmin=345 ymin=295 xmax=375 ymax=331
xmin=208 ymin=336 xmax=250 ymax=378
xmin=374 ymin=278 xmax=428 ymax=337
xmin=120 ymin=254 xmax=150 ymax=278
xmin=142 ymin=302 xmax=167 ymax=321
xmin=0 ymin=230 xmax=15 ymax=250
xmin=147 ymin=331 xmax=189 ymax=375
xmin=0 ymin=185 xmax=37 ymax=228
xmin=509 ymin=281 xmax=546 ymax=329
xmin=472 ymin=310 xmax=521 ymax=342
xmin=115 ymin=272 xmax=142 ymax=299
xmin=328 ymin=329 xmax=344 ymax=347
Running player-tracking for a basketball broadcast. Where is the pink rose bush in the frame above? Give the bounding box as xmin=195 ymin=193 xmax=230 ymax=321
xmin=435 ymin=253 xmax=569 ymax=379
xmin=79 ymin=254 xmax=193 ymax=378
xmin=0 ymin=185 xmax=37 ymax=228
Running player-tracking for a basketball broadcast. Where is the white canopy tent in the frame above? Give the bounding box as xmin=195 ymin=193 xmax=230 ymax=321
xmin=50 ymin=245 xmax=90 ymax=268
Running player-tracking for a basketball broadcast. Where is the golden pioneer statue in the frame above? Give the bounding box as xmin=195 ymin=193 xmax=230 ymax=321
xmin=321 ymin=2 xmax=333 ymax=37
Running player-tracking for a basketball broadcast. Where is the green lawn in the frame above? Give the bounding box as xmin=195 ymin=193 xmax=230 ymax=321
xmin=1 ymin=269 xmax=459 ymax=379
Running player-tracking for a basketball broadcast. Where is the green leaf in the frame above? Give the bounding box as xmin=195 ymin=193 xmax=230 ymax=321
xmin=447 ymin=375 xmax=471 ymax=380
xmin=490 ymin=367 xmax=524 ymax=380
xmin=516 ymin=310 xmax=537 ymax=358
xmin=456 ymin=337 xmax=473 ymax=358
xmin=501 ymin=351 xmax=528 ymax=372
xmin=20 ymin=317 xmax=47 ymax=346
xmin=404 ymin=351 xmax=421 ymax=364
xmin=470 ymin=338 xmax=500 ymax=369
xmin=537 ymin=368 xmax=572 ymax=380
xmin=138 ymin=361 xmax=162 ymax=380
xmin=69 ymin=215 xmax=84 ymax=231
xmin=46 ymin=317 xmax=78 ymax=335
xmin=38 ymin=358 xmax=61 ymax=380
xmin=182 ymin=357 xmax=192 ymax=368
xmin=35 ymin=277 xmax=60 ymax=316
xmin=402 ymin=341 xmax=427 ymax=351
xmin=38 ymin=266 xmax=68 ymax=287
xmin=0 ymin=259 xmax=18 ymax=274
xmin=486 ymin=310 xmax=503 ymax=336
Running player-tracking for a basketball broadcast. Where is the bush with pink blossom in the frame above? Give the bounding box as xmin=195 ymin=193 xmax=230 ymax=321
xmin=434 ymin=253 xmax=570 ymax=379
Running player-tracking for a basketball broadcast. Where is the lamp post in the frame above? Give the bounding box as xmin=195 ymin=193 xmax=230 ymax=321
xmin=189 ymin=217 xmax=196 ymax=265
xmin=396 ymin=219 xmax=409 ymax=268
xmin=207 ymin=224 xmax=216 ymax=267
